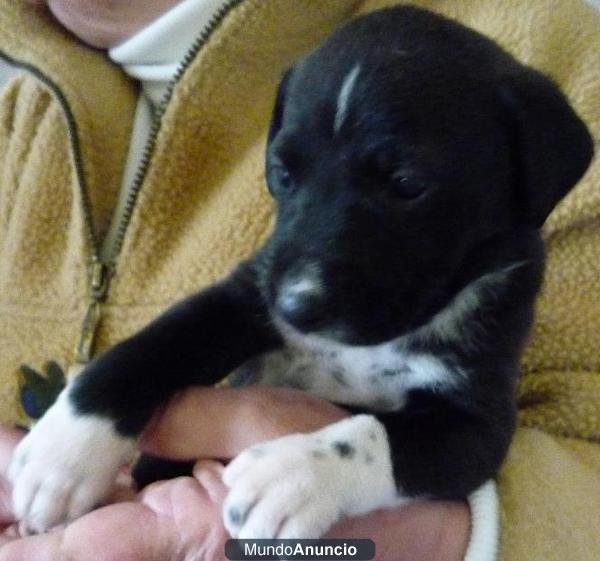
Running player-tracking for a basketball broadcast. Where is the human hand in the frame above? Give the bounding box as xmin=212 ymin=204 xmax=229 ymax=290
xmin=0 ymin=426 xmax=229 ymax=561
xmin=142 ymin=386 xmax=471 ymax=561
xmin=0 ymin=386 xmax=470 ymax=561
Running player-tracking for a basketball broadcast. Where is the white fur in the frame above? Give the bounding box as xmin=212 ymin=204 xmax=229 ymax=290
xmin=420 ymin=261 xmax=527 ymax=344
xmin=278 ymin=271 xmax=322 ymax=302
xmin=222 ymin=414 xmax=402 ymax=539
xmin=235 ymin=319 xmax=459 ymax=412
xmin=276 ymin=265 xmax=323 ymax=309
xmin=464 ymin=481 xmax=499 ymax=561
xmin=283 ymin=277 xmax=318 ymax=296
xmin=232 ymin=265 xmax=523 ymax=410
xmin=334 ymin=64 xmax=361 ymax=133
xmin=285 ymin=277 xmax=316 ymax=294
xmin=9 ymin=389 xmax=136 ymax=533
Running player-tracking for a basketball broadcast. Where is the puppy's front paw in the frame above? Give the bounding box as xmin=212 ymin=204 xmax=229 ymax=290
xmin=222 ymin=416 xmax=399 ymax=539
xmin=8 ymin=390 xmax=135 ymax=533
xmin=222 ymin=435 xmax=341 ymax=539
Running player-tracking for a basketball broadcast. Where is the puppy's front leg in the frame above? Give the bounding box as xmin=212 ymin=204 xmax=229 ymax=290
xmin=10 ymin=264 xmax=281 ymax=533
xmin=378 ymin=389 xmax=515 ymax=500
xmin=221 ymin=388 xmax=513 ymax=539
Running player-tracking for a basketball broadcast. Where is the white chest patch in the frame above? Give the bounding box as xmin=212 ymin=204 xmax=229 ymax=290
xmin=230 ymin=322 xmax=460 ymax=411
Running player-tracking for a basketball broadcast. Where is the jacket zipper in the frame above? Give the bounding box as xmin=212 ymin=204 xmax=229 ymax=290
xmin=1 ymin=0 xmax=244 ymax=365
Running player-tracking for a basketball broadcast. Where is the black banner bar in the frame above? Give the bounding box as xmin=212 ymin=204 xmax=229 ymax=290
xmin=225 ymin=539 xmax=375 ymax=560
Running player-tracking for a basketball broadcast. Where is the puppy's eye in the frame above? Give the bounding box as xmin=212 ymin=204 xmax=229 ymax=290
xmin=271 ymin=163 xmax=294 ymax=191
xmin=390 ymin=172 xmax=427 ymax=199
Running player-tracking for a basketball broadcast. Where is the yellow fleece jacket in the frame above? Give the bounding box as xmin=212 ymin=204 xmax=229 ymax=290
xmin=0 ymin=1 xmax=598 ymax=560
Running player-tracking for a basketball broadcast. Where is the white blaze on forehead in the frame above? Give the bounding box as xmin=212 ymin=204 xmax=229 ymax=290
xmin=334 ymin=64 xmax=361 ymax=134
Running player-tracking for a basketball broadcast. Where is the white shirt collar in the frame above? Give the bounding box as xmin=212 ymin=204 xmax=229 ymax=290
xmin=109 ymin=0 xmax=233 ymax=107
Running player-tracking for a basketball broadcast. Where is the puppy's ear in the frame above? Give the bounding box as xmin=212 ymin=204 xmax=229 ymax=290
xmin=499 ymin=69 xmax=594 ymax=228
xmin=268 ymin=69 xmax=292 ymax=144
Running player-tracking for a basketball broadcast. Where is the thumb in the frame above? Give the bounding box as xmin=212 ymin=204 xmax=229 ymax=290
xmin=139 ymin=386 xmax=347 ymax=460
xmin=139 ymin=386 xmax=249 ymax=460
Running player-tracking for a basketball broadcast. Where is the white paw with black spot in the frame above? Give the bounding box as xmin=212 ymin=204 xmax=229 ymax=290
xmin=8 ymin=390 xmax=135 ymax=533
xmin=222 ymin=415 xmax=398 ymax=539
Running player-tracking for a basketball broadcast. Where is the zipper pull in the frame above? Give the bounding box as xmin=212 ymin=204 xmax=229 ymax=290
xmin=74 ymin=259 xmax=112 ymax=364
xmin=89 ymin=258 xmax=111 ymax=300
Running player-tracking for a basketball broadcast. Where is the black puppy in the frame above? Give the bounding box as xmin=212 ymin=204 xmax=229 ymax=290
xmin=10 ymin=6 xmax=593 ymax=538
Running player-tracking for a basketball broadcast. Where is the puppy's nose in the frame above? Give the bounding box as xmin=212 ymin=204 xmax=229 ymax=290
xmin=276 ymin=277 xmax=323 ymax=330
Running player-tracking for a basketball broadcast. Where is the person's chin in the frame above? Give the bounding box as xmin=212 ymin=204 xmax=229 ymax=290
xmin=42 ymin=0 xmax=133 ymax=49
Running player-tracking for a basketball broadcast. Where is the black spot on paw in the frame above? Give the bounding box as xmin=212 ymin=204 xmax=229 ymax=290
xmin=228 ymin=507 xmax=244 ymax=526
xmin=381 ymin=366 xmax=411 ymax=377
xmin=332 ymin=441 xmax=355 ymax=459
xmin=368 ymin=431 xmax=377 ymax=442
xmin=286 ymin=378 xmax=308 ymax=391
xmin=294 ymin=364 xmax=310 ymax=377
xmin=364 ymin=452 xmax=374 ymax=464
xmin=228 ymin=501 xmax=255 ymax=527
xmin=331 ymin=369 xmax=349 ymax=387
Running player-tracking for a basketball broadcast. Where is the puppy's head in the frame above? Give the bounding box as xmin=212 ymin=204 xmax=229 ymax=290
xmin=261 ymin=6 xmax=593 ymax=345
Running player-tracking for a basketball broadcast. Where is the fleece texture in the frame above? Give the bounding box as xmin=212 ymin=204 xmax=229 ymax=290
xmin=0 ymin=1 xmax=598 ymax=559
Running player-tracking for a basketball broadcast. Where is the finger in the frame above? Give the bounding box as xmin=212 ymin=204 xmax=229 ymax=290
xmin=140 ymin=386 xmax=260 ymax=459
xmin=0 ymin=530 xmax=63 ymax=561
xmin=140 ymin=386 xmax=348 ymax=460
xmin=193 ymin=461 xmax=227 ymax=505
xmin=139 ymin=475 xmax=229 ymax=557
xmin=108 ymin=471 xmax=137 ymax=503
xmin=193 ymin=460 xmax=225 ymax=484
xmin=0 ymin=523 xmax=20 ymax=547
xmin=0 ymin=477 xmax=16 ymax=527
